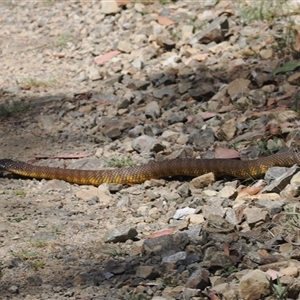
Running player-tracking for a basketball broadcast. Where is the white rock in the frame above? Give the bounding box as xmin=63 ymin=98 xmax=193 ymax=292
xmin=101 ymin=0 xmax=120 ymax=14
xmin=173 ymin=207 xmax=196 ymax=220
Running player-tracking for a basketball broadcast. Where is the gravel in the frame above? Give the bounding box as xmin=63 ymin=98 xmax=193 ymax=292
xmin=1 ymin=1 xmax=300 ymax=299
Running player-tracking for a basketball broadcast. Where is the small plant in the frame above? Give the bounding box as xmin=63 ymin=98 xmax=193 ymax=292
xmin=285 ymin=205 xmax=300 ymax=232
xmin=42 ymin=0 xmax=55 ymax=5
xmin=55 ymin=34 xmax=73 ymax=47
xmin=14 ymin=190 xmax=26 ymax=196
xmin=31 ymin=260 xmax=45 ymax=271
xmin=11 ymin=249 xmax=38 ymax=261
xmin=52 ymin=226 xmax=62 ymax=235
xmin=105 ymin=248 xmax=128 ymax=258
xmin=0 ymin=100 xmax=31 ymax=120
xmin=222 ymin=266 xmax=241 ymax=277
xmin=22 ymin=77 xmax=57 ymax=88
xmin=7 ymin=216 xmax=27 ymax=223
xmin=31 ymin=240 xmax=48 ymax=248
xmin=268 ymin=276 xmax=291 ymax=300
xmin=236 ymin=0 xmax=285 ymax=24
xmin=162 ymin=276 xmax=178 ymax=287
xmin=124 ymin=294 xmax=147 ymax=300
xmin=107 ymin=156 xmax=134 ymax=168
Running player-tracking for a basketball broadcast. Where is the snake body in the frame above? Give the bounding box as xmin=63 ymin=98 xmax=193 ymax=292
xmin=1 ymin=152 xmax=300 ymax=185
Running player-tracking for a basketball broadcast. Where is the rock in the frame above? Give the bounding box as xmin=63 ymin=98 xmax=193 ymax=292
xmin=189 ymin=15 xmax=228 ymax=44
xmin=248 ymin=89 xmax=267 ymax=107
xmin=203 ymin=204 xmax=226 ymax=220
xmin=262 ymin=165 xmax=300 ymax=193
xmin=8 ymin=285 xmax=19 ymax=294
xmin=173 ymin=207 xmax=196 ymax=220
xmin=117 ymin=41 xmax=133 ymax=53
xmin=227 ymin=78 xmax=250 ymax=98
xmin=185 ymin=268 xmax=210 ymax=289
xmin=260 ymin=48 xmax=273 ymax=59
xmin=264 ymin=166 xmax=289 ymax=184
xmin=144 ymin=101 xmax=161 ymax=118
xmin=188 ymin=82 xmax=215 ymax=101
xmin=162 ymin=251 xmax=187 ymax=263
xmin=98 ymin=184 xmax=112 ymax=205
xmin=238 ymin=270 xmax=271 ymax=300
xmin=101 ymin=0 xmax=120 ymax=14
xmin=76 ymin=186 xmax=99 ymax=201
xmin=181 ymin=25 xmax=194 ymax=40
xmin=204 ymin=214 xmax=234 ymax=233
xmin=218 ymin=185 xmax=237 ymax=199
xmin=177 ymin=182 xmax=190 ymax=198
xmin=255 ymin=199 xmax=284 ymax=216
xmin=43 ymin=179 xmax=70 ymax=192
xmin=134 ymin=3 xmax=145 ymax=13
xmin=204 ymin=251 xmax=234 ymax=269
xmin=86 ymin=66 xmax=101 ymax=81
xmin=104 ymin=260 xmax=126 ymax=274
xmin=156 ymin=36 xmax=176 ymax=50
xmin=280 ymin=266 xmax=298 ymax=277
xmin=216 ymin=119 xmax=236 ymax=141
xmin=277 ymin=110 xmax=299 ymax=122
xmin=27 ymin=275 xmax=43 ymax=286
xmin=136 ymin=265 xmax=160 ymax=279
xmin=132 ymin=58 xmax=144 ymax=69
xmin=142 ymin=232 xmax=189 ymax=256
xmin=186 ymin=214 xmax=205 ymax=225
xmin=131 ymin=135 xmax=165 ymax=153
xmin=225 ymin=206 xmax=244 ymax=225
xmin=190 ymin=173 xmax=215 ymax=189
xmin=189 ymin=128 xmax=215 ymax=151
xmin=243 ymin=207 xmax=268 ymax=226
xmin=153 ymin=86 xmax=175 ymax=99
xmin=287 ymin=72 xmax=300 ymax=85
xmin=104 ymin=226 xmax=138 ymax=243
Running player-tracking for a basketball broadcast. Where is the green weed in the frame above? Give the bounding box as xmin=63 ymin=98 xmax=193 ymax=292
xmin=31 ymin=260 xmax=45 ymax=271
xmin=0 ymin=100 xmax=31 ymax=120
xmin=104 ymin=248 xmax=128 ymax=258
xmin=268 ymin=276 xmax=291 ymax=300
xmin=7 ymin=216 xmax=27 ymax=223
xmin=107 ymin=156 xmax=134 ymax=168
xmin=55 ymin=34 xmax=73 ymax=47
xmin=11 ymin=249 xmax=38 ymax=260
xmin=14 ymin=190 xmax=26 ymax=196
xmin=162 ymin=276 xmax=178 ymax=287
xmin=236 ymin=0 xmax=289 ymax=24
xmin=31 ymin=240 xmax=48 ymax=248
xmin=23 ymin=77 xmax=57 ymax=88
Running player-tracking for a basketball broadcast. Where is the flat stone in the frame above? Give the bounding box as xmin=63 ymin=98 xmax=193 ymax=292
xmin=136 ymin=265 xmax=160 ymax=279
xmin=142 ymin=232 xmax=189 ymax=256
xmin=186 ymin=214 xmax=205 ymax=225
xmin=190 ymin=172 xmax=215 ymax=189
xmin=104 ymin=226 xmax=138 ymax=243
xmin=185 ymin=268 xmax=210 ymax=289
xmin=104 ymin=260 xmax=126 ymax=274
xmin=101 ymin=0 xmax=121 ymax=14
xmin=173 ymin=207 xmax=196 ymax=220
xmin=162 ymin=251 xmax=187 ymax=263
xmin=227 ymin=78 xmax=250 ymax=98
xmin=238 ymin=270 xmax=271 ymax=300
xmin=132 ymin=135 xmax=165 ymax=153
xmin=144 ymin=101 xmax=161 ymax=118
xmin=117 ymin=40 xmax=133 ymax=53
xmin=243 ymin=207 xmax=268 ymax=226
xmin=153 ymin=86 xmax=175 ymax=99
